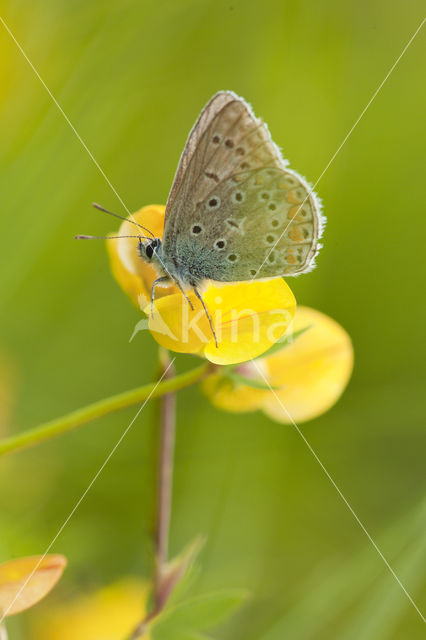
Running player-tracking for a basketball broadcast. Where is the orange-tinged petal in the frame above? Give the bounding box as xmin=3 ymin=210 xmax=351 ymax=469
xmin=31 ymin=578 xmax=151 ymax=640
xmin=107 ymin=205 xmax=177 ymax=308
xmin=262 ymin=306 xmax=353 ymax=423
xmin=0 ymin=555 xmax=67 ymax=617
xmin=146 ymin=279 xmax=296 ymax=365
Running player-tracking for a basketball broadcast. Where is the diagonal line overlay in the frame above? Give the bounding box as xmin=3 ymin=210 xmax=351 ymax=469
xmin=250 ymin=358 xmax=426 ymax=623
xmin=0 ymin=358 xmax=176 ymax=624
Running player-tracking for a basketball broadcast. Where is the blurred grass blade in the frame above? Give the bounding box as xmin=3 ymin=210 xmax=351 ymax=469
xmin=261 ymin=499 xmax=426 ymax=639
xmin=339 ymin=528 xmax=426 ymax=640
xmin=151 ymin=589 xmax=248 ymax=639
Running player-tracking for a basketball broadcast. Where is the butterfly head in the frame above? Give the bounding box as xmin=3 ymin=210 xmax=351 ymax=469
xmin=138 ymin=237 xmax=162 ymax=263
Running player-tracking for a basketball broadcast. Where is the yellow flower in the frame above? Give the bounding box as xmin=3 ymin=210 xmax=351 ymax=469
xmin=203 ymin=306 xmax=353 ymax=423
xmin=107 ymin=205 xmax=296 ymax=365
xmin=31 ymin=578 xmax=151 ymax=640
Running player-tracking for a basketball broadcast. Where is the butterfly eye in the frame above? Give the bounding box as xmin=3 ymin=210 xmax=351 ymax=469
xmin=145 ymin=243 xmax=154 ymax=259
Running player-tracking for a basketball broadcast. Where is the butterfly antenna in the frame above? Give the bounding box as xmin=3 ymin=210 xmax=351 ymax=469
xmin=75 ymin=234 xmax=151 ymax=241
xmin=92 ymin=203 xmax=155 ymax=237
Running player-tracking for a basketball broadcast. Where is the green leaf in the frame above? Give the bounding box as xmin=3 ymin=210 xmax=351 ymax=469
xmin=256 ymin=325 xmax=312 ymax=360
xmin=160 ymin=536 xmax=205 ymax=608
xmin=225 ymin=372 xmax=279 ymax=391
xmin=151 ymin=589 xmax=248 ymax=639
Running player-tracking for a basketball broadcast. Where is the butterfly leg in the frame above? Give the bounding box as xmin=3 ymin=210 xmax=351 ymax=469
xmin=192 ymin=286 xmax=218 ymax=348
xmin=173 ymin=278 xmax=194 ymax=311
xmin=150 ymin=276 xmax=170 ymax=318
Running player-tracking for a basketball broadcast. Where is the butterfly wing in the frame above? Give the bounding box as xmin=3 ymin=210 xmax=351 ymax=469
xmin=172 ymin=166 xmax=323 ymax=281
xmin=163 ymin=91 xmax=324 ymax=283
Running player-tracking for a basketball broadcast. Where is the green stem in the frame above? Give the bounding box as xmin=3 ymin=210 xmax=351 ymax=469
xmin=0 ymin=363 xmax=210 ymax=458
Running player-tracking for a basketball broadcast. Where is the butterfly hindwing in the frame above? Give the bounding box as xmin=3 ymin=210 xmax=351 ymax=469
xmin=172 ymin=166 xmax=321 ymax=282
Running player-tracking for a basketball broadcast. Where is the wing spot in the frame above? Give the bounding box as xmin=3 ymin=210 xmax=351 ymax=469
xmin=267 ymin=250 xmax=276 ymax=264
xmin=206 ymin=197 xmax=221 ymax=211
xmin=271 ymin=219 xmax=280 ymax=228
xmin=264 ymin=233 xmax=277 ymax=245
xmin=288 ymin=227 xmax=304 ymax=242
xmin=259 ymin=191 xmax=271 ymax=201
xmin=268 ymin=202 xmax=277 ymax=211
xmin=225 ymin=138 xmax=234 ymax=148
xmin=191 ymin=224 xmax=203 ymax=236
xmin=214 ymin=239 xmax=226 ymax=250
xmin=284 ymin=176 xmax=297 ymax=187
xmin=287 ymin=188 xmax=307 ymax=204
xmin=212 ymin=134 xmax=221 ymax=144
xmin=226 ymin=218 xmax=246 ymax=234
xmin=227 ymin=253 xmax=239 ymax=263
xmin=241 ymin=162 xmax=250 ymax=169
xmin=236 ymin=147 xmax=245 ymax=155
xmin=231 ymin=190 xmax=245 ymax=204
xmin=250 ymin=269 xmax=257 ymax=276
xmin=205 ymin=171 xmax=219 ymax=183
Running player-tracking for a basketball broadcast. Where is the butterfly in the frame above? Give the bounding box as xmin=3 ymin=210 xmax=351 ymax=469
xmin=79 ymin=91 xmax=324 ymax=347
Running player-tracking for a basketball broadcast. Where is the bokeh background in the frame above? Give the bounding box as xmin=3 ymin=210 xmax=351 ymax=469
xmin=0 ymin=0 xmax=425 ymax=638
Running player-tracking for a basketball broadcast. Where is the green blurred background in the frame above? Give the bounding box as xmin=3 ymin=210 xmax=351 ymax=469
xmin=0 ymin=0 xmax=425 ymax=638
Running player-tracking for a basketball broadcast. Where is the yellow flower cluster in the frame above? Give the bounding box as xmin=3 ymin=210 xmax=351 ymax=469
xmin=108 ymin=206 xmax=353 ymax=421
xmin=203 ymin=306 xmax=353 ymax=423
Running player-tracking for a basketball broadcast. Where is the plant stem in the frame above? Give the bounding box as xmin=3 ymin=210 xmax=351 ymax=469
xmin=127 ymin=350 xmax=177 ymax=640
xmin=0 ymin=362 xmax=210 ymax=458
xmin=155 ymin=350 xmax=176 ymax=606
xmin=0 ymin=624 xmax=8 ymax=640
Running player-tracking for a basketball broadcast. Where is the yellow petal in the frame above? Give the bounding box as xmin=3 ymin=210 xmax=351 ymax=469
xmin=146 ymin=279 xmax=296 ymax=365
xmin=0 ymin=554 xmax=67 ymax=617
xmin=107 ymin=205 xmax=177 ymax=308
xmin=203 ymin=280 xmax=296 ymax=365
xmin=262 ymin=306 xmax=353 ymax=423
xmin=31 ymin=578 xmax=151 ymax=640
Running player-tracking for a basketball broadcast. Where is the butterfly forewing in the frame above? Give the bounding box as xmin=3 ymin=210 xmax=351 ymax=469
xmin=163 ymin=91 xmax=323 ymax=283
